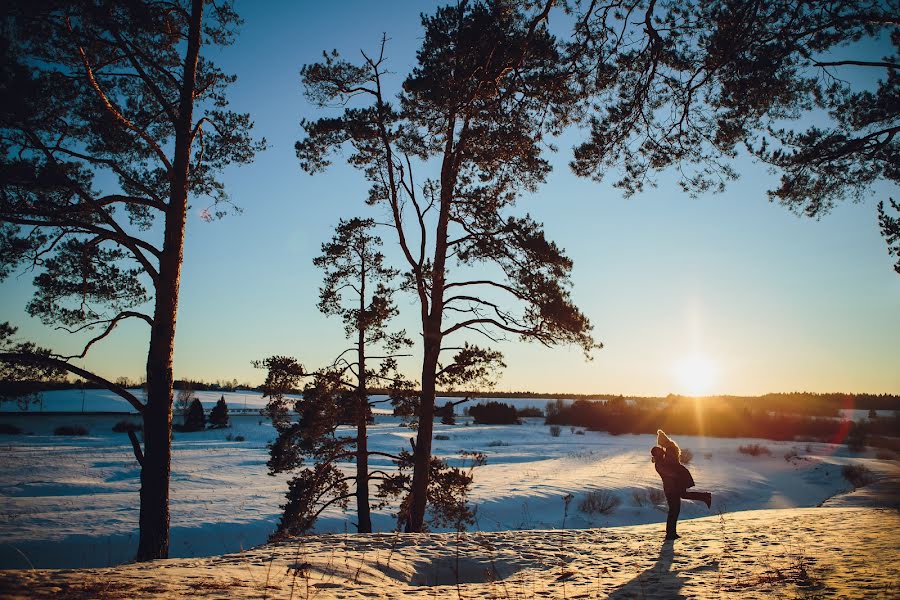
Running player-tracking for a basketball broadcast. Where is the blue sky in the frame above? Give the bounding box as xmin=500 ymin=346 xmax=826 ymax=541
xmin=2 ymin=1 xmax=898 ymax=395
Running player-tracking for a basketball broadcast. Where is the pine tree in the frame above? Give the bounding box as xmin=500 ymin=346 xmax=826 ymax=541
xmin=209 ymin=395 xmax=229 ymax=428
xmin=184 ymin=398 xmax=205 ymax=432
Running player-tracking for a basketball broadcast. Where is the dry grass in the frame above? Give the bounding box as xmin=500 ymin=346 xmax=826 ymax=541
xmin=738 ymin=443 xmax=771 ymax=457
xmin=577 ymin=489 xmax=621 ymax=515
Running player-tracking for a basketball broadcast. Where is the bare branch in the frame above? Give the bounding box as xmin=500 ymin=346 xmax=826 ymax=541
xmin=54 ymin=311 xmax=153 ymax=359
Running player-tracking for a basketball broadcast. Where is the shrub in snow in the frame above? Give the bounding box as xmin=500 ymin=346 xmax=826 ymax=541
xmin=647 ymin=487 xmax=666 ymax=507
xmin=434 ymin=434 xmax=450 ymax=440
xmin=738 ymin=443 xmax=771 ymax=457
xmin=784 ymin=448 xmax=799 ymax=462
xmin=578 ymin=490 xmax=621 ymax=515
xmin=549 ymin=425 xmax=562 ymax=437
xmin=234 ymin=435 xmax=245 ymax=442
xmin=575 ymin=429 xmax=585 ymax=435
xmin=842 ymin=464 xmax=875 ymax=488
xmin=209 ymin=396 xmax=230 ymax=428
xmin=112 ymin=420 xmax=141 ymax=433
xmin=487 ymin=440 xmax=509 ymax=447
xmin=631 ymin=489 xmax=646 ymax=506
xmin=469 ymin=401 xmax=519 ymax=425
xmin=680 ymin=448 xmax=694 ymax=464
xmin=0 ymin=423 xmax=23 ymax=435
xmin=54 ymin=425 xmax=88 ymax=436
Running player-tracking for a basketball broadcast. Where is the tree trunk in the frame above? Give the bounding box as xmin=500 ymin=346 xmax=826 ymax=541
xmin=356 ymin=268 xmax=372 ymax=533
xmin=407 ymin=136 xmax=455 ymax=533
xmin=135 ymin=0 xmax=202 ymax=562
xmin=356 ymin=385 xmax=372 ymax=533
xmin=407 ymin=332 xmax=440 ymax=532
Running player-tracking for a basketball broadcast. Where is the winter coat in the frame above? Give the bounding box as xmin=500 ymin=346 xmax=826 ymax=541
xmin=655 ymin=451 xmax=695 ymax=491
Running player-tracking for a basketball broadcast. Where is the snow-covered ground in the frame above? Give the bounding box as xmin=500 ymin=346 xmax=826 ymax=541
xmin=1 ymin=397 xmax=897 ymax=570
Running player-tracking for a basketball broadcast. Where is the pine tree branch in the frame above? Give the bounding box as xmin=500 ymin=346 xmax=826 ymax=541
xmin=0 ymin=352 xmax=145 ymax=412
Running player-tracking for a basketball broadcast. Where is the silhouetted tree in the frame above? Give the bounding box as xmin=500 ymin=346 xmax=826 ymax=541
xmin=297 ymin=0 xmax=598 ymax=533
xmin=878 ymin=200 xmax=900 ymax=274
xmin=0 ymin=323 xmax=64 ymax=408
xmin=175 ymin=383 xmax=194 ymax=420
xmin=570 ymin=0 xmax=898 ymax=270
xmin=183 ymin=398 xmax=206 ymax=431
xmin=0 ymin=0 xmax=263 ymax=560
xmin=437 ymin=399 xmax=468 ymax=425
xmin=259 ymin=218 xmax=412 ymax=535
xmin=209 ymin=395 xmax=229 ymax=428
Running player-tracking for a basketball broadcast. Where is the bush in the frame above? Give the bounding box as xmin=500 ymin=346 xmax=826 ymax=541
xmin=434 ymin=434 xmax=450 ymax=441
xmin=486 ymin=440 xmax=509 ymax=447
xmin=54 ymin=425 xmax=88 ymax=436
xmin=0 ymin=423 xmax=23 ymax=435
xmin=738 ymin=443 xmax=771 ymax=457
xmin=112 ymin=420 xmax=142 ymax=433
xmin=680 ymin=448 xmax=693 ymax=464
xmin=225 ymin=433 xmax=246 ymax=442
xmin=784 ymin=448 xmax=799 ymax=462
xmin=578 ymin=490 xmax=621 ymax=515
xmin=469 ymin=401 xmax=519 ymax=425
xmin=631 ymin=489 xmax=647 ymax=506
xmin=549 ymin=425 xmax=562 ymax=437
xmin=647 ymin=487 xmax=666 ymax=507
xmin=842 ymin=464 xmax=875 ymax=488
xmin=575 ymin=429 xmax=585 ymax=435
xmin=234 ymin=435 xmax=245 ymax=442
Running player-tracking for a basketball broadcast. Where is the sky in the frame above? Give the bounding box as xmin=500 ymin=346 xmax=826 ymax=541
xmin=2 ymin=1 xmax=898 ymax=396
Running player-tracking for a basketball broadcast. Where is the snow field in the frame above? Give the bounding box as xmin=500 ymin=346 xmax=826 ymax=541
xmin=1 ymin=400 xmax=896 ymax=569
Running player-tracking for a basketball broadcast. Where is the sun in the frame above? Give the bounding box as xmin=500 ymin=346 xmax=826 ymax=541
xmin=674 ymin=354 xmax=718 ymax=396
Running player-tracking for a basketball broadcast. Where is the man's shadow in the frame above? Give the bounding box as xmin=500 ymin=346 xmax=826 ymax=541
xmin=607 ymin=540 xmax=682 ymax=599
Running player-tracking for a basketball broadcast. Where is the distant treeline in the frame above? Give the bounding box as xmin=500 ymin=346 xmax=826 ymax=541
xmin=2 ymin=381 xmax=898 ymax=413
xmin=544 ymin=398 xmax=900 ymax=443
xmin=0 ymin=378 xmax=253 ymax=395
xmin=406 ymin=390 xmax=900 ymax=414
xmin=172 ymin=379 xmax=252 ymax=392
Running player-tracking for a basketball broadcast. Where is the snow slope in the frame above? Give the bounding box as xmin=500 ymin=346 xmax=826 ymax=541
xmin=1 ymin=408 xmax=896 ymax=570
xmin=2 ymin=507 xmax=897 ymax=599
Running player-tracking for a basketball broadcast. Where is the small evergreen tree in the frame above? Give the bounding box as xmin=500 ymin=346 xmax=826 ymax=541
xmin=184 ymin=398 xmax=205 ymax=432
xmin=209 ymin=395 xmax=229 ymax=428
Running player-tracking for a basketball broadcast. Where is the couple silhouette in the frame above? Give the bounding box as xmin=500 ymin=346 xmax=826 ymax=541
xmin=651 ymin=430 xmax=712 ymax=540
